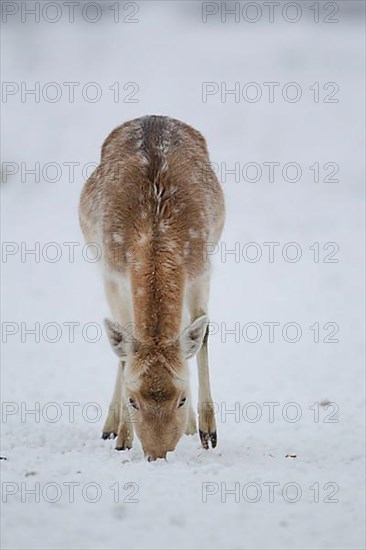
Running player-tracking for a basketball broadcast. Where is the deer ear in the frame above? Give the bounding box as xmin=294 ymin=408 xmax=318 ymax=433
xmin=180 ymin=315 xmax=209 ymax=359
xmin=104 ymin=318 xmax=137 ymax=358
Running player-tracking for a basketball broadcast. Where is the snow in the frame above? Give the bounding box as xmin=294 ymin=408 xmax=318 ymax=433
xmin=1 ymin=2 xmax=365 ymax=549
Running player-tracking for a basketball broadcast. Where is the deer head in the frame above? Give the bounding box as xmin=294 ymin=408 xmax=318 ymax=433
xmin=104 ymin=316 xmax=208 ymax=460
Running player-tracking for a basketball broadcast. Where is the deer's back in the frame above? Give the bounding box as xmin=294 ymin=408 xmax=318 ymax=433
xmin=79 ymin=116 xmax=224 ymax=279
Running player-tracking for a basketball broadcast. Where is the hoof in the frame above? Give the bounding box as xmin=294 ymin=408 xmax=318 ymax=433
xmin=115 ymin=446 xmax=131 ymax=451
xmin=102 ymin=432 xmax=117 ymax=440
xmin=199 ymin=429 xmax=217 ymax=449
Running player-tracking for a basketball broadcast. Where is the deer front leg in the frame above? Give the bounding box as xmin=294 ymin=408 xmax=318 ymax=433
xmin=115 ymin=378 xmax=134 ymax=451
xmin=102 ymin=361 xmax=134 ymax=450
xmin=102 ymin=277 xmax=134 ymax=449
xmin=115 ymin=406 xmax=134 ymax=451
xmin=185 ymin=402 xmax=198 ymax=436
xmin=188 ymin=276 xmax=217 ymax=449
xmin=197 ymin=326 xmax=217 ymax=449
xmin=102 ymin=361 xmax=123 ymax=439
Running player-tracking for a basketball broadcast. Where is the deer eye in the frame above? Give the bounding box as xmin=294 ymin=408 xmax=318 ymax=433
xmin=178 ymin=396 xmax=186 ymax=408
xmin=129 ymin=398 xmax=139 ymax=410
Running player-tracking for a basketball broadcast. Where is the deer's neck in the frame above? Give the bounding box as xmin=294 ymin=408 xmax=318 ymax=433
xmin=129 ymin=235 xmax=185 ymax=344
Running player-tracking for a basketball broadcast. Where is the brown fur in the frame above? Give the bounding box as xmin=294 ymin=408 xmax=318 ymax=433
xmin=79 ymin=115 xmax=224 ymax=459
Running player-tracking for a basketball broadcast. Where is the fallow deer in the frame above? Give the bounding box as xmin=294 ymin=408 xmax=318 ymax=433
xmin=79 ymin=115 xmax=225 ymax=460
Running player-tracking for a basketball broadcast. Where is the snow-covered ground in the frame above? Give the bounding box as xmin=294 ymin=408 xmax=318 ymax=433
xmin=1 ymin=2 xmax=365 ymax=549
